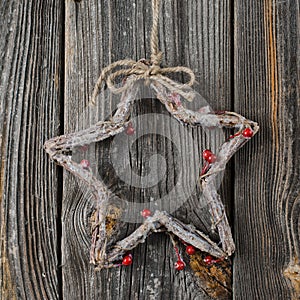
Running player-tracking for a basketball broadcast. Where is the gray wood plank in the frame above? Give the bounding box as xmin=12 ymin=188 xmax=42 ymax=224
xmin=0 ymin=1 xmax=63 ymax=299
xmin=63 ymin=0 xmax=232 ymax=299
xmin=233 ymin=0 xmax=299 ymax=299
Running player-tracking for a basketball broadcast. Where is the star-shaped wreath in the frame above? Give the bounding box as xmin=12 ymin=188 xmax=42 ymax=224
xmin=44 ymin=0 xmax=258 ymax=271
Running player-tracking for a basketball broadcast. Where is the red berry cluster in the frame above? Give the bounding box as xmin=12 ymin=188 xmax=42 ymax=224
xmin=228 ymin=127 xmax=254 ymax=140
xmin=202 ymin=149 xmax=217 ymax=164
xmin=174 ymin=245 xmax=196 ymax=271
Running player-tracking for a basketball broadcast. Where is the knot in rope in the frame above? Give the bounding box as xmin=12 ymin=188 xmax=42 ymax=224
xmin=90 ymin=0 xmax=196 ymax=106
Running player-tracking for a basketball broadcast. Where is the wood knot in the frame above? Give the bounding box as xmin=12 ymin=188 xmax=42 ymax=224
xmin=284 ymin=257 xmax=300 ymax=298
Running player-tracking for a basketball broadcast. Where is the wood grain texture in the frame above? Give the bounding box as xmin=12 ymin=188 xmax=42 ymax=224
xmin=0 ymin=1 xmax=63 ymax=299
xmin=1 ymin=0 xmax=298 ymax=299
xmin=63 ymin=0 xmax=232 ymax=299
xmin=233 ymin=0 xmax=299 ymax=299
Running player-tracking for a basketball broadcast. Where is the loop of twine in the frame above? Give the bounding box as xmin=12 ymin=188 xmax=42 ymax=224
xmin=90 ymin=0 xmax=196 ymax=106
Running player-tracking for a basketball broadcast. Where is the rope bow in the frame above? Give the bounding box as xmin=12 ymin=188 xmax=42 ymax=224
xmin=90 ymin=0 xmax=196 ymax=105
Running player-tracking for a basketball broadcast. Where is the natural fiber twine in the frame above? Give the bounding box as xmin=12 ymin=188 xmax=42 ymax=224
xmin=90 ymin=0 xmax=196 ymax=105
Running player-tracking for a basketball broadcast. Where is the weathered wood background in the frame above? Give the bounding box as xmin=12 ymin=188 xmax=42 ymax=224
xmin=0 ymin=0 xmax=299 ymax=299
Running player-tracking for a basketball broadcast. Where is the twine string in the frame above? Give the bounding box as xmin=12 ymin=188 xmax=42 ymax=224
xmin=150 ymin=0 xmax=162 ymax=66
xmin=90 ymin=0 xmax=196 ymax=105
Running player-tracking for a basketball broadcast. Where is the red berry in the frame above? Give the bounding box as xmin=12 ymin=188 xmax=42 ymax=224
xmin=122 ymin=255 xmax=133 ymax=266
xmin=80 ymin=159 xmax=90 ymax=169
xmin=207 ymin=154 xmax=217 ymax=164
xmin=175 ymin=260 xmax=185 ymax=271
xmin=186 ymin=245 xmax=196 ymax=255
xmin=126 ymin=122 xmax=135 ymax=135
xmin=203 ymin=255 xmax=214 ymax=265
xmin=141 ymin=209 xmax=151 ymax=218
xmin=202 ymin=150 xmax=217 ymax=164
xmin=202 ymin=149 xmax=212 ymax=160
xmin=242 ymin=128 xmax=253 ymax=138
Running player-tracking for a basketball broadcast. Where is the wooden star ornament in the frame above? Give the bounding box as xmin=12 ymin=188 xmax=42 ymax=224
xmin=44 ymin=76 xmax=258 ymax=270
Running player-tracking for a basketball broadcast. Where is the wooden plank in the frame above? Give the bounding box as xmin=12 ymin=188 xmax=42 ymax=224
xmin=0 ymin=1 xmax=63 ymax=299
xmin=63 ymin=0 xmax=232 ymax=299
xmin=233 ymin=0 xmax=299 ymax=298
